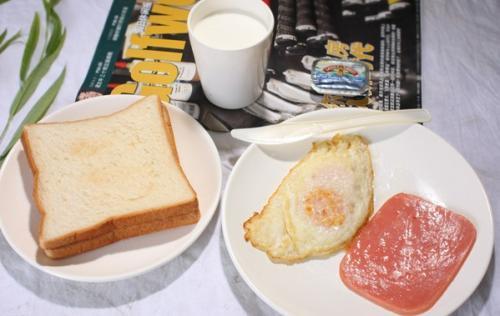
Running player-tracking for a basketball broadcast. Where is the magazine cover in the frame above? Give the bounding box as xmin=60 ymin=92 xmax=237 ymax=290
xmin=77 ymin=0 xmax=421 ymax=132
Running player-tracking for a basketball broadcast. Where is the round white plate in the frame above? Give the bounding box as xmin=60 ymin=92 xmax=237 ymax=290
xmin=222 ymin=108 xmax=493 ymax=315
xmin=0 ymin=95 xmax=221 ymax=282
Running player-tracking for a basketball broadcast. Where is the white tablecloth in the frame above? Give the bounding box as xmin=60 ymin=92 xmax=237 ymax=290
xmin=0 ymin=0 xmax=499 ymax=315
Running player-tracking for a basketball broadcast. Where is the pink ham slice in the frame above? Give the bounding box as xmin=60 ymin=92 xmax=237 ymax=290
xmin=340 ymin=193 xmax=476 ymax=315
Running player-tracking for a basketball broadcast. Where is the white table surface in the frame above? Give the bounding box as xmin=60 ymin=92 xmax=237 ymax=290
xmin=0 ymin=0 xmax=499 ymax=315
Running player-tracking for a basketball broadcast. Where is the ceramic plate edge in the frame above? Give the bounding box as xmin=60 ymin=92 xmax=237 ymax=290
xmin=221 ymin=142 xmax=288 ymax=315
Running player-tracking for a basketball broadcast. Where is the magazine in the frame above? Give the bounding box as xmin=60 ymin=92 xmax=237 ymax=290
xmin=77 ymin=0 xmax=421 ymax=132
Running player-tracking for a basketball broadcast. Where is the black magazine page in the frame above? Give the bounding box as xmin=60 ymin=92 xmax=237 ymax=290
xmin=77 ymin=0 xmax=420 ymax=132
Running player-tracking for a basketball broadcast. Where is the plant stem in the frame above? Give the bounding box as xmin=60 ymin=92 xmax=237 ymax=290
xmin=0 ymin=117 xmax=12 ymax=144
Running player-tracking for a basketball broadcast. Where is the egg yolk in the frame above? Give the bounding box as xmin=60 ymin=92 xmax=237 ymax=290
xmin=304 ymin=188 xmax=345 ymax=227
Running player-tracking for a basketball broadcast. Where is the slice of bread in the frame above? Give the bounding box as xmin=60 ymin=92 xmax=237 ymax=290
xmin=44 ymin=211 xmax=200 ymax=259
xmin=244 ymin=135 xmax=373 ymax=264
xmin=22 ymin=95 xmax=199 ymax=258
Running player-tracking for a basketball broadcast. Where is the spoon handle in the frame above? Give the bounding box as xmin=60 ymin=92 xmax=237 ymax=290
xmin=311 ymin=109 xmax=430 ymax=133
xmin=231 ymin=109 xmax=431 ymax=145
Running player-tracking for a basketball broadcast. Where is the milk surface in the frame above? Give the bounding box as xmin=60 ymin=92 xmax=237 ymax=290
xmin=193 ymin=11 xmax=268 ymax=50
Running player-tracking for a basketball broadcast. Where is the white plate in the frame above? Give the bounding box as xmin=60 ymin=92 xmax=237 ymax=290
xmin=0 ymin=95 xmax=221 ymax=282
xmin=222 ymin=108 xmax=493 ymax=315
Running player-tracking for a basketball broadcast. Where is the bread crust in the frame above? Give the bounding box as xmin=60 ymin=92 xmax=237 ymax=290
xmin=243 ymin=134 xmax=374 ymax=264
xmin=159 ymin=101 xmax=198 ymax=199
xmin=21 ymin=96 xmax=200 ymax=258
xmin=39 ymin=199 xmax=199 ymax=250
xmin=44 ymin=211 xmax=200 ymax=259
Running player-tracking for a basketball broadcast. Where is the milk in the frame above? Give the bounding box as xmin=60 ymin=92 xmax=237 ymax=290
xmin=188 ymin=0 xmax=274 ymax=109
xmin=192 ymin=12 xmax=268 ymax=50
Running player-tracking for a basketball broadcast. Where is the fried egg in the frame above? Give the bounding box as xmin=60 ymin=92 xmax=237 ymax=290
xmin=244 ymin=134 xmax=373 ymax=263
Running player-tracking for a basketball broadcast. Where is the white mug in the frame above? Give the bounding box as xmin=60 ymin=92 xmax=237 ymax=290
xmin=188 ymin=0 xmax=274 ymax=110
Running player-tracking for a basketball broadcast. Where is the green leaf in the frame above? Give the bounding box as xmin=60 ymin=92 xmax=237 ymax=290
xmin=20 ymin=13 xmax=40 ymax=81
xmin=0 ymin=30 xmax=21 ymax=55
xmin=44 ymin=10 xmax=62 ymax=56
xmin=0 ymin=67 xmax=66 ymax=163
xmin=42 ymin=0 xmax=51 ymax=53
xmin=42 ymin=0 xmax=52 ymax=12
xmin=0 ymin=29 xmax=7 ymax=45
xmin=42 ymin=0 xmax=63 ymax=57
xmin=0 ymin=0 xmax=11 ymax=5
xmin=9 ymin=29 xmax=65 ymax=118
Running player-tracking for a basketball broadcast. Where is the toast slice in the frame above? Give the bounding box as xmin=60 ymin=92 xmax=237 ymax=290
xmin=22 ymin=95 xmax=199 ymax=258
xmin=244 ymin=135 xmax=373 ymax=263
xmin=44 ymin=211 xmax=200 ymax=259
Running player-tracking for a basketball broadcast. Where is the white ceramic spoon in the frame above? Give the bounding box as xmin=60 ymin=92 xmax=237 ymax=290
xmin=231 ymin=108 xmax=431 ymax=145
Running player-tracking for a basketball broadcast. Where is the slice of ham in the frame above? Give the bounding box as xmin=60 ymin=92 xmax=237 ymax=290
xmin=339 ymin=193 xmax=476 ymax=315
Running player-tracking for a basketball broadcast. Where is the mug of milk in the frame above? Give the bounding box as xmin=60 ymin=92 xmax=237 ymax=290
xmin=188 ymin=0 xmax=274 ymax=110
